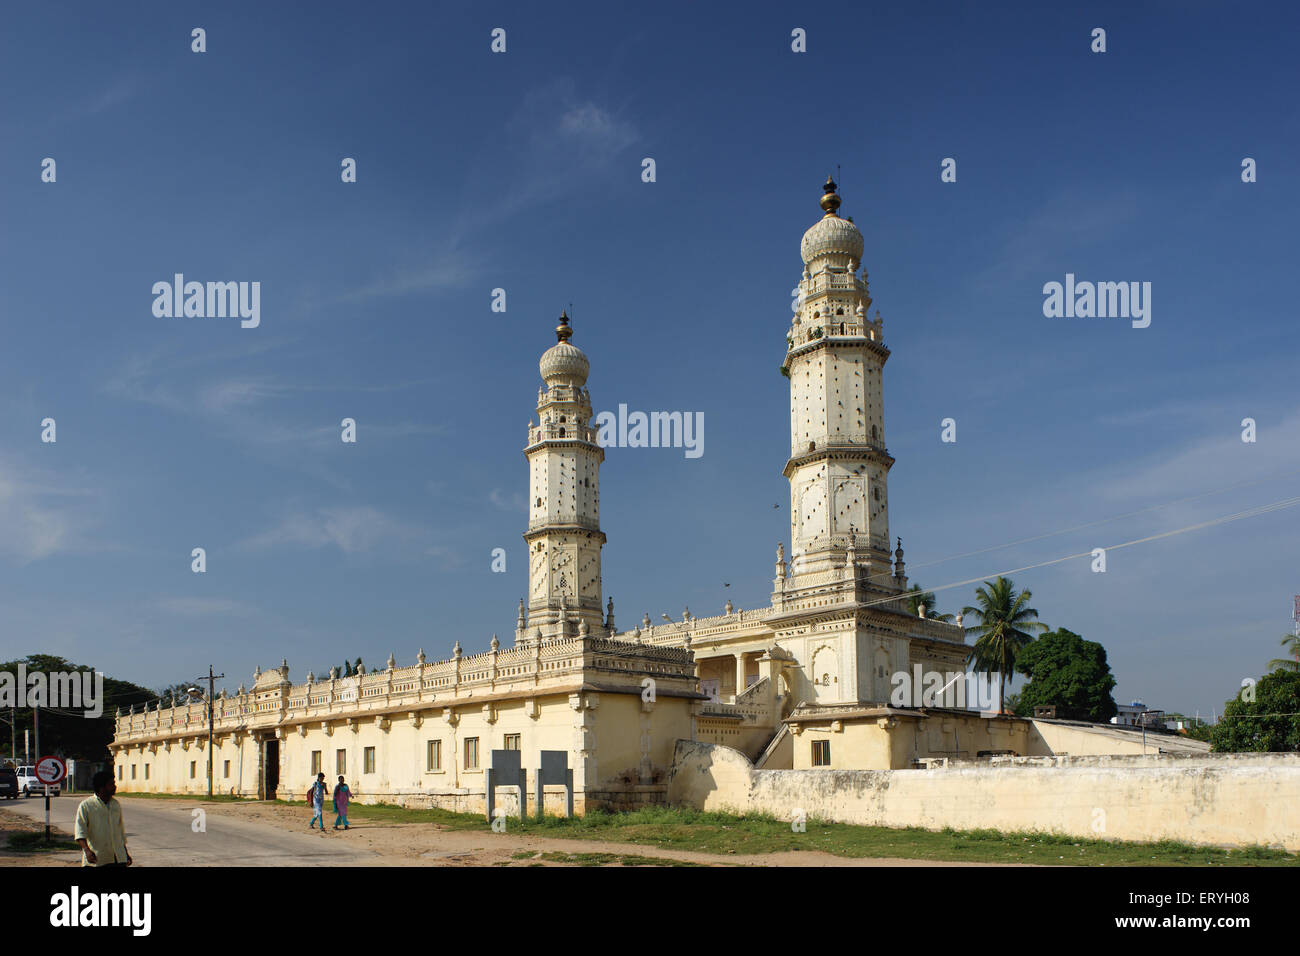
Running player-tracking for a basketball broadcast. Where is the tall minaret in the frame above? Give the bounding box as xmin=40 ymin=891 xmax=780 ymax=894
xmin=522 ymin=312 xmax=606 ymax=641
xmin=782 ymin=177 xmax=897 ymax=594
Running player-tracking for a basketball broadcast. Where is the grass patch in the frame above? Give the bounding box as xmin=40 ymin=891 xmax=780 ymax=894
xmin=119 ymin=792 xmax=254 ymax=803
xmin=318 ymin=802 xmax=1299 ymax=867
xmin=7 ymin=831 xmax=81 ymax=853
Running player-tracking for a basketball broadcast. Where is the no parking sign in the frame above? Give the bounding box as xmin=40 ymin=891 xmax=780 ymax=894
xmin=35 ymin=755 xmax=66 ymax=786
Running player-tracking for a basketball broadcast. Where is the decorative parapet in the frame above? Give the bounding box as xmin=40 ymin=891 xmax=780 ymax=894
xmin=110 ymin=635 xmax=698 ymax=747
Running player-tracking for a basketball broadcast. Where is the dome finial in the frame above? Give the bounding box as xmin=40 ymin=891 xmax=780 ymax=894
xmin=556 ymin=310 xmax=573 ymax=343
xmin=820 ymin=175 xmax=841 ymax=216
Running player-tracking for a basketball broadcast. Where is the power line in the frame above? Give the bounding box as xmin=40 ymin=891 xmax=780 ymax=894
xmin=857 ymin=492 xmax=1300 ymax=610
xmin=903 ymin=464 xmax=1300 ymax=577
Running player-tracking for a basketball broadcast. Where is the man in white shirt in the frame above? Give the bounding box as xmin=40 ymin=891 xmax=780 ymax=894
xmin=74 ymin=770 xmax=132 ymax=867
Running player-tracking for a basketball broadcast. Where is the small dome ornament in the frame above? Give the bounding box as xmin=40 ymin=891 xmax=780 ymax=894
xmin=539 ymin=310 xmax=591 ymax=387
xmin=386 ymin=652 xmax=395 ymax=671
xmin=490 ymin=633 xmax=500 ymax=651
xmin=801 ymin=176 xmax=864 ymax=266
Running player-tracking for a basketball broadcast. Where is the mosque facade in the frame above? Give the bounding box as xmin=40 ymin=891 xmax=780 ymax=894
xmin=110 ymin=181 xmax=1028 ymax=810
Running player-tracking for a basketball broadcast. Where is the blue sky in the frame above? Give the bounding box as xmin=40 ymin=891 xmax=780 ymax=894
xmin=0 ymin=1 xmax=1296 ymax=718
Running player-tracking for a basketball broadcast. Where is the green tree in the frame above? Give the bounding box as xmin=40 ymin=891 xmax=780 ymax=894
xmin=1 ymin=655 xmax=156 ymax=762
xmin=1164 ymin=713 xmax=1213 ymax=743
xmin=1012 ymin=628 xmax=1117 ymax=722
xmin=905 ymin=584 xmax=953 ymax=622
xmin=961 ymin=576 xmax=1047 ymax=714
xmin=1267 ymin=633 xmax=1300 ymax=673
xmin=1210 ymin=669 xmax=1300 ymax=752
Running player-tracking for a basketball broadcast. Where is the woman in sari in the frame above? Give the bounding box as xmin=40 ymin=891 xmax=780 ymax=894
xmin=332 ymin=775 xmax=352 ymax=830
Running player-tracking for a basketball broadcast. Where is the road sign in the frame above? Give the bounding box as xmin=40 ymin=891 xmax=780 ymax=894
xmin=35 ymin=755 xmax=66 ymax=785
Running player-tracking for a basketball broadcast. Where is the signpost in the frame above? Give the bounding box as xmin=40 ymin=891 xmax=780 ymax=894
xmin=35 ymin=755 xmax=66 ymax=842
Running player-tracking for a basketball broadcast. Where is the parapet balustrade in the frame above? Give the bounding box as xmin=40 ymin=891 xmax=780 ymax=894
xmin=111 ymin=633 xmax=691 ymax=743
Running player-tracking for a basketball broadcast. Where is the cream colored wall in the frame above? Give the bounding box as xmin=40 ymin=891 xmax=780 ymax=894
xmin=789 ymin=712 xmax=1030 ymax=770
xmin=115 ymin=734 xmax=261 ymax=797
xmin=1025 ymin=720 xmax=1209 ymax=757
xmin=669 ymin=741 xmax=1300 ymax=850
xmin=113 ymin=689 xmax=696 ymax=816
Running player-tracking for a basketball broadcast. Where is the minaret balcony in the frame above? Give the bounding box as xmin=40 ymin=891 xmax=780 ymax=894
xmin=803 ymin=270 xmax=867 ymax=297
xmin=526 ymin=424 xmax=598 ymax=446
xmin=525 ymin=516 xmax=602 ymax=533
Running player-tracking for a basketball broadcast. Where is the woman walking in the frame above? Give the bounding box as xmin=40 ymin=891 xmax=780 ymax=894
xmin=332 ymin=775 xmax=352 ymax=830
xmin=308 ymin=772 xmax=329 ymax=834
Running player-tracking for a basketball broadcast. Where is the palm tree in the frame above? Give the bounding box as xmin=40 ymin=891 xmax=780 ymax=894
xmin=905 ymin=584 xmax=954 ymax=622
xmin=961 ymin=576 xmax=1047 ymax=713
xmin=1268 ymin=633 xmax=1300 ymax=672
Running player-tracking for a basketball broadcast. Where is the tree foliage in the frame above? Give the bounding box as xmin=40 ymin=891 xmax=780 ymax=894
xmin=1267 ymin=633 xmax=1300 ymax=673
xmin=1209 ymin=668 xmax=1300 ymax=753
xmin=905 ymin=584 xmax=953 ymax=622
xmin=1012 ymin=628 xmax=1117 ymax=723
xmin=961 ymin=576 xmax=1047 ymax=712
xmin=1 ymin=655 xmax=156 ymax=763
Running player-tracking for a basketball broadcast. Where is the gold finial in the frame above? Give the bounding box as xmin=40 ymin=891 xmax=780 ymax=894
xmin=820 ymin=175 xmax=841 ymax=216
xmin=555 ymin=310 xmax=573 ymax=343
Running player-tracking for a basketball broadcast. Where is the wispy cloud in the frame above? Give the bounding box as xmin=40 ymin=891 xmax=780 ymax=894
xmin=327 ymin=81 xmax=638 ymax=307
xmin=488 ymin=488 xmax=526 ymax=513
xmin=0 ymin=455 xmax=108 ymax=564
xmin=237 ymin=506 xmax=416 ymax=554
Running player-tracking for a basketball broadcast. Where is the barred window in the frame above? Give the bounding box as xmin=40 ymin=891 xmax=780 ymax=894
xmin=812 ymin=740 xmax=831 ymax=767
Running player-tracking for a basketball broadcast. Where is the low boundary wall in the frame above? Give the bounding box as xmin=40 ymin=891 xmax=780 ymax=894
xmin=667 ymin=740 xmax=1300 ymax=850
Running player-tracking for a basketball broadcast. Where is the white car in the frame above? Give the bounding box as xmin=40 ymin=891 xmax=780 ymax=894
xmin=14 ymin=765 xmax=60 ymax=798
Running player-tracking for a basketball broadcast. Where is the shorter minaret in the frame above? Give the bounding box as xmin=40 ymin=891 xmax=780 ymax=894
xmin=522 ymin=313 xmax=607 ymax=641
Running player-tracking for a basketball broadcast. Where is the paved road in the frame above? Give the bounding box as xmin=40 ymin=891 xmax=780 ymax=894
xmin=0 ymin=795 xmax=377 ymax=866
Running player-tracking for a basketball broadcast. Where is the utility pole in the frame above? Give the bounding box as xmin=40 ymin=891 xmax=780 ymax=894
xmin=206 ymin=664 xmax=224 ymax=800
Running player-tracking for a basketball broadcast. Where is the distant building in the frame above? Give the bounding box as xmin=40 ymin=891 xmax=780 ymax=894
xmin=1112 ymin=701 xmax=1166 ymax=730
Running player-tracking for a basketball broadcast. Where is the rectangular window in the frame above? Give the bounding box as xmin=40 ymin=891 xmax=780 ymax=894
xmin=224 ymin=760 xmax=230 ymax=779
xmin=131 ymin=765 xmax=136 ymax=780
xmin=464 ymin=737 xmax=479 ymax=770
xmin=811 ymin=740 xmax=831 ymax=767
xmin=118 ymin=766 xmax=123 ymax=781
xmin=363 ymin=747 xmax=375 ymax=774
xmin=427 ymin=740 xmax=441 ymax=771
xmin=503 ymin=734 xmax=520 ymax=751
xmin=189 ymin=761 xmax=196 ymax=779
xmin=336 ymin=750 xmax=347 ymax=774
xmin=144 ymin=764 xmax=150 ymax=780
xmin=311 ymin=751 xmax=322 ymax=776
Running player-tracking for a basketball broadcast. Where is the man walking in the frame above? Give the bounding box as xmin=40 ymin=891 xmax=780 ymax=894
xmin=74 ymin=770 xmax=132 ymax=867
xmin=308 ymin=772 xmax=329 ymax=834
xmin=332 ymin=775 xmax=351 ymax=830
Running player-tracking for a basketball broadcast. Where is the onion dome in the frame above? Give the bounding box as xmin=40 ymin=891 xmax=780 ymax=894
xmin=800 ymin=175 xmax=864 ymax=265
xmin=539 ymin=311 xmax=590 ymax=386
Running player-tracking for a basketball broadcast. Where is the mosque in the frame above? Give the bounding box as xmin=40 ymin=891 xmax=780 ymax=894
xmin=109 ymin=180 xmax=1186 ymax=810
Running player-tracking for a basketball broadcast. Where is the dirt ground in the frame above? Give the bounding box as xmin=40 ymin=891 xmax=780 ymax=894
xmin=1 ymin=797 xmax=1017 ymax=867
xmin=135 ymin=800 xmax=1011 ymax=867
